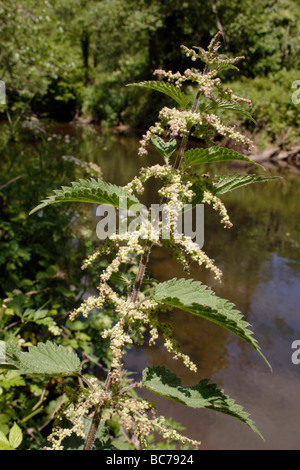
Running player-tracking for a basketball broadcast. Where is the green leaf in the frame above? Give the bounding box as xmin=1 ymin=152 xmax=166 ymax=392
xmin=209 ymin=174 xmax=280 ymax=195
xmin=3 ymin=341 xmax=81 ymax=377
xmin=0 ymin=429 xmax=10 ymax=449
xmin=152 ymin=278 xmax=271 ymax=369
xmin=0 ymin=414 xmax=10 ymax=436
xmin=0 ymin=370 xmax=25 ymax=389
xmin=127 ymin=81 xmax=190 ymax=108
xmin=142 ymin=366 xmax=263 ymax=439
xmin=29 ymin=178 xmax=142 ymax=215
xmin=109 ymin=272 xmax=133 ymax=284
xmin=181 ymin=174 xmax=279 ymax=210
xmin=202 ymin=100 xmax=255 ymax=123
xmin=0 ymin=442 xmax=13 ymax=450
xmin=9 ymin=423 xmax=22 ymax=449
xmin=0 ymin=341 xmax=18 ymax=371
xmin=5 ymin=294 xmax=26 ymax=317
xmin=209 ymin=61 xmax=239 ymax=73
xmin=0 ymin=431 xmax=9 ymax=446
xmin=151 ymin=137 xmax=177 ymax=159
xmin=184 ymin=146 xmax=263 ymax=169
xmin=22 ymin=308 xmax=58 ymax=328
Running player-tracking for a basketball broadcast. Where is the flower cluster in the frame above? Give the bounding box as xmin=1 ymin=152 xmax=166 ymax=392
xmin=154 ymin=67 xmax=221 ymax=99
xmin=220 ymin=86 xmax=252 ymax=106
xmin=81 ymin=240 xmax=114 ymax=271
xmin=46 ymin=370 xmax=201 ymax=450
xmin=102 ymin=318 xmax=133 ymax=382
xmin=181 ymin=44 xmax=201 ymax=62
xmin=138 ymin=102 xmax=253 ymax=156
xmin=45 ymin=378 xmax=111 ymax=450
xmin=138 ymin=122 xmax=166 ymax=157
xmin=138 ymin=34 xmax=253 ymax=158
xmin=129 ymin=162 xmax=195 ymax=204
xmin=159 ymin=106 xmax=201 ymax=138
xmin=153 ymin=69 xmax=187 ymax=88
xmin=174 ymin=233 xmax=223 ymax=280
xmin=69 ymin=294 xmax=105 ymax=321
xmin=202 ymin=190 xmax=233 ymax=229
xmin=138 ymin=107 xmax=201 ymax=156
xmin=114 ymin=394 xmax=201 ymax=449
xmin=76 ymin=281 xmax=160 ymax=382
xmin=125 ymin=163 xmax=176 ymax=187
xmin=124 ymin=162 xmax=224 ymax=280
xmin=181 ymin=32 xmax=245 ymax=71
xmin=204 ymin=113 xmax=253 ymax=149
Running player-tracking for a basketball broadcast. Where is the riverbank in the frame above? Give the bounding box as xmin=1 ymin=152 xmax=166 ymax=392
xmin=247 ymin=138 xmax=300 ymax=165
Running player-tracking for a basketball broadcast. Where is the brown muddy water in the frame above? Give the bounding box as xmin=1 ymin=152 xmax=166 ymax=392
xmin=48 ymin=123 xmax=300 ymax=449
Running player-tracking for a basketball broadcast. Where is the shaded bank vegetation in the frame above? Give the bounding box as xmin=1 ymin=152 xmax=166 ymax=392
xmin=1 ymin=0 xmax=299 ymax=144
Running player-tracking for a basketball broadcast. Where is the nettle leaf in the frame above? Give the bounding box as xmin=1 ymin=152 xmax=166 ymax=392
xmin=184 ymin=174 xmax=279 ymax=208
xmin=2 ymin=341 xmax=81 ymax=377
xmin=5 ymin=294 xmax=26 ymax=317
xmin=8 ymin=423 xmax=23 ymax=449
xmin=22 ymin=308 xmax=59 ymax=329
xmin=209 ymin=61 xmax=239 ymax=73
xmin=209 ymin=174 xmax=280 ymax=196
xmin=151 ymin=136 xmax=177 ymax=159
xmin=127 ymin=81 xmax=190 ymax=108
xmin=0 ymin=430 xmax=12 ymax=450
xmin=202 ymin=100 xmax=255 ymax=123
xmin=142 ymin=366 xmax=263 ymax=439
xmin=152 ymin=278 xmax=271 ymax=369
xmin=0 ymin=371 xmax=25 ymax=389
xmin=184 ymin=146 xmax=263 ymax=169
xmin=29 ymin=178 xmax=142 ymax=215
xmin=0 ymin=341 xmax=17 ymax=371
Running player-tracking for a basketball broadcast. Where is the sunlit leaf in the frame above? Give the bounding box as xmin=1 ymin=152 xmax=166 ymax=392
xmin=210 ymin=174 xmax=280 ymax=195
xmin=184 ymin=146 xmax=263 ymax=169
xmin=142 ymin=366 xmax=263 ymax=439
xmin=9 ymin=423 xmax=23 ymax=449
xmin=152 ymin=136 xmax=177 ymax=159
xmin=2 ymin=341 xmax=81 ymax=377
xmin=200 ymin=99 xmax=255 ymax=123
xmin=127 ymin=81 xmax=190 ymax=108
xmin=30 ymin=178 xmax=142 ymax=214
xmin=0 ymin=429 xmax=12 ymax=450
xmin=152 ymin=278 xmax=271 ymax=369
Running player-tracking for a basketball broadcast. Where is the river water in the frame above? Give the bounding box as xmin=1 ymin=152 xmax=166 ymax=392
xmin=46 ymin=123 xmax=300 ymax=449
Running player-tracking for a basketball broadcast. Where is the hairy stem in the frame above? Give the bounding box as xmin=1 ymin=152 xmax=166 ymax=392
xmin=83 ymin=403 xmax=104 ymax=450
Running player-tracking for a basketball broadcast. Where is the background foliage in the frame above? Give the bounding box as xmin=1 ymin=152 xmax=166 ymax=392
xmin=1 ymin=0 xmax=299 ymax=140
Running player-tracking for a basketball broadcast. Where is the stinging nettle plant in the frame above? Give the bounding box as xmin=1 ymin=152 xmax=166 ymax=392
xmin=3 ymin=32 xmax=278 ymax=450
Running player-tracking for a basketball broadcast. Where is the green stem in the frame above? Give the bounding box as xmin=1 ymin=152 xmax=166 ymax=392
xmin=83 ymin=403 xmax=104 ymax=450
xmin=0 ymin=306 xmax=4 ymax=329
xmin=20 ymin=407 xmax=44 ymax=424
